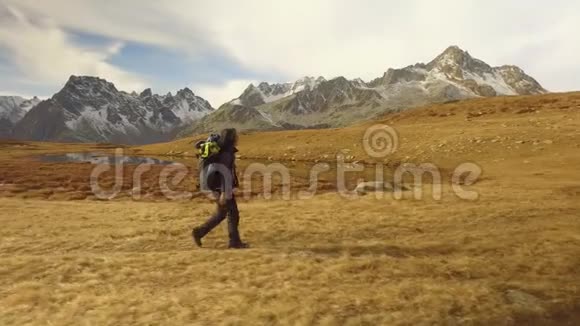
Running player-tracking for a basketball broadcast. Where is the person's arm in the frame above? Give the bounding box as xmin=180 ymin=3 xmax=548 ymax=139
xmin=221 ymin=152 xmax=236 ymax=199
xmin=232 ymin=163 xmax=239 ymax=188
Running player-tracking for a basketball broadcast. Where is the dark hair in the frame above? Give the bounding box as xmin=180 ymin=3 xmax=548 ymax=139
xmin=219 ymin=128 xmax=238 ymax=149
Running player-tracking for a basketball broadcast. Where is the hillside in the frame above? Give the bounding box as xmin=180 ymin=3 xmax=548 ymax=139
xmin=141 ymin=91 xmax=580 ymax=179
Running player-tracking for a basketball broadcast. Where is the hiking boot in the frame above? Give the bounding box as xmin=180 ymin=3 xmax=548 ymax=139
xmin=228 ymin=241 xmax=250 ymax=249
xmin=192 ymin=228 xmax=203 ymax=247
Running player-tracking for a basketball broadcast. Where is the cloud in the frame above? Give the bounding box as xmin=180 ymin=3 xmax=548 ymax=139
xmin=2 ymin=0 xmax=223 ymax=60
xmin=0 ymin=3 xmax=147 ymax=93
xmin=0 ymin=90 xmax=41 ymax=98
xmin=1 ymin=0 xmax=579 ymax=104
xmin=192 ymin=79 xmax=258 ymax=109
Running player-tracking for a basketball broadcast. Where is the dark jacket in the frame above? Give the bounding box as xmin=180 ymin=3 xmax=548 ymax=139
xmin=199 ymin=146 xmax=239 ymax=197
xmin=217 ymin=146 xmax=239 ymax=189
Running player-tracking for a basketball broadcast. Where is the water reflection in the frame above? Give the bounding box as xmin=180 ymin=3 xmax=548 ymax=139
xmin=39 ymin=152 xmax=176 ymax=165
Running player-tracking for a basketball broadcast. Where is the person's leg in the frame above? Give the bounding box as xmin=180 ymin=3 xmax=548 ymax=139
xmin=226 ymin=196 xmax=248 ymax=248
xmin=226 ymin=196 xmax=241 ymax=244
xmin=192 ymin=197 xmax=227 ymax=246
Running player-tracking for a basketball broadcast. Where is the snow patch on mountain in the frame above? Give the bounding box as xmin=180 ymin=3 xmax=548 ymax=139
xmin=464 ymin=70 xmax=517 ymax=95
xmin=232 ymin=76 xmax=326 ymax=106
xmin=64 ymin=105 xmax=140 ymax=136
xmin=0 ymin=96 xmax=41 ymax=123
xmin=256 ymin=109 xmax=280 ymax=127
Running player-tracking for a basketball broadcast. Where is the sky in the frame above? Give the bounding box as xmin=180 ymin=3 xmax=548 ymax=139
xmin=0 ymin=0 xmax=579 ymax=108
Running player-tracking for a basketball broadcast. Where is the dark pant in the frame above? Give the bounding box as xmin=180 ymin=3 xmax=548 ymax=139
xmin=197 ymin=194 xmax=241 ymax=244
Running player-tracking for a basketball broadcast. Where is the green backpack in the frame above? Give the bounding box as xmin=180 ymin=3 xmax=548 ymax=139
xmin=195 ymin=133 xmax=221 ymax=160
xmin=196 ymin=133 xmax=222 ymax=191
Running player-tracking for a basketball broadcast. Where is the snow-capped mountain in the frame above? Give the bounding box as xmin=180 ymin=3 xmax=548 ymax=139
xmin=185 ymin=46 xmax=546 ymax=134
xmin=231 ymin=76 xmax=326 ymax=107
xmin=12 ymin=76 xmax=213 ymax=144
xmin=367 ymin=45 xmax=546 ymax=97
xmin=0 ymin=96 xmax=41 ymax=138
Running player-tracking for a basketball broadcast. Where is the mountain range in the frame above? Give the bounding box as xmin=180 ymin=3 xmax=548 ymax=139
xmin=182 ymin=46 xmax=546 ymax=135
xmin=5 ymin=76 xmax=213 ymax=144
xmin=1 ymin=46 xmax=547 ymax=143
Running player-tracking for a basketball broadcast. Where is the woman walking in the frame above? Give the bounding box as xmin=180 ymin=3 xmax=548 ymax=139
xmin=192 ymin=128 xmax=248 ymax=249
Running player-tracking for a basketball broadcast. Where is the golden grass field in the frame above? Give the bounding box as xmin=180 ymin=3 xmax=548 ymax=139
xmin=1 ymin=92 xmax=580 ymax=325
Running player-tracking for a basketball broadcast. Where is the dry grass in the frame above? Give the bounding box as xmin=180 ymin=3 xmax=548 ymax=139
xmin=1 ymin=91 xmax=580 ymax=324
xmin=1 ymin=181 xmax=579 ymax=325
xmin=0 ymin=141 xmax=124 ymax=159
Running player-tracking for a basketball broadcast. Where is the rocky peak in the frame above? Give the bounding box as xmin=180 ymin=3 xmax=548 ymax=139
xmin=442 ymin=45 xmax=466 ymax=55
xmin=257 ymin=82 xmax=270 ymax=90
xmin=304 ymin=76 xmax=354 ymax=104
xmin=51 ymin=76 xmax=123 ymax=115
xmin=175 ymin=87 xmax=195 ymax=99
xmin=379 ymin=67 xmax=426 ymax=85
xmin=294 ymin=76 xmax=317 ymax=84
xmin=20 ymin=96 xmax=41 ymax=108
xmin=325 ymin=76 xmax=351 ymax=89
xmin=498 ymin=65 xmax=523 ymax=73
xmin=292 ymin=76 xmax=326 ymax=92
xmin=429 ymin=45 xmax=471 ymax=65
xmin=60 ymin=75 xmax=118 ymax=97
xmin=238 ymin=84 xmax=255 ymax=96
xmin=271 ymin=83 xmax=293 ymax=95
xmin=243 ymin=83 xmax=258 ymax=93
xmin=238 ymin=84 xmax=266 ymax=107
xmin=255 ymin=82 xmax=291 ymax=97
xmin=426 ymin=45 xmax=492 ymax=78
xmin=496 ymin=65 xmax=547 ymax=94
xmin=352 ymin=78 xmax=367 ymax=87
xmin=233 ymin=76 xmax=329 ymax=107
xmin=139 ymin=88 xmax=153 ymax=98
xmin=255 ymin=82 xmax=269 ymax=93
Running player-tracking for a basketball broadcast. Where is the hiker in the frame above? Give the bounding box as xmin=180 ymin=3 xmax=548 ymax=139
xmin=192 ymin=128 xmax=249 ymax=249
